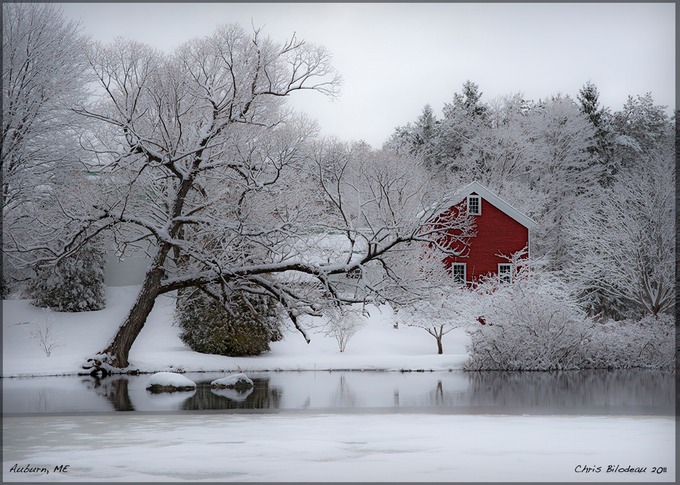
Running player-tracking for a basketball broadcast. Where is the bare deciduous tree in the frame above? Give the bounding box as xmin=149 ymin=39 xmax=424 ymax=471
xmin=323 ymin=306 xmax=364 ymax=353
xmin=2 ymin=3 xmax=91 ymax=289
xmin=569 ymin=148 xmax=675 ymax=318
xmin=22 ymin=25 xmax=473 ymax=373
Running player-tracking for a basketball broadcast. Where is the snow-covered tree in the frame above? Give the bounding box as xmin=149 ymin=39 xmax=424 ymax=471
xmin=396 ymin=284 xmax=476 ymax=354
xmin=577 ymin=81 xmax=617 ymax=186
xmin=436 ymin=81 xmax=489 ymax=173
xmin=323 ymin=305 xmax=364 ymax=352
xmin=577 ymin=81 xmax=607 ymax=130
xmin=309 ymin=140 xmax=476 ymax=306
xmin=30 ymin=239 xmax=106 ymax=312
xmin=569 ymin=147 xmax=675 ymax=318
xmin=37 ymin=25 xmax=474 ymax=373
xmin=383 ymin=104 xmax=440 ymax=168
xmin=525 ymin=95 xmax=598 ymax=270
xmin=2 ymin=3 xmax=91 ymax=292
xmin=611 ymin=93 xmax=673 ymax=170
xmin=449 ymin=93 xmax=536 ymax=195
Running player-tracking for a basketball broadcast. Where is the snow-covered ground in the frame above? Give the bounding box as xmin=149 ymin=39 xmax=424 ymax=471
xmin=2 ymin=286 xmax=470 ymax=377
xmin=3 ymin=286 xmax=676 ymax=482
xmin=3 ymin=414 xmax=675 ymax=482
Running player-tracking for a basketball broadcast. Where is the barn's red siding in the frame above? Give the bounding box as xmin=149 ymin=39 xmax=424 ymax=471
xmin=441 ymin=192 xmax=529 ymax=282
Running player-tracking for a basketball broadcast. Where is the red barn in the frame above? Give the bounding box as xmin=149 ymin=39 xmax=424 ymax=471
xmin=435 ymin=181 xmax=537 ymax=284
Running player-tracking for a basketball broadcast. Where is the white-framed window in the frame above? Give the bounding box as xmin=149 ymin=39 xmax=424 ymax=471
xmin=467 ymin=195 xmax=481 ymax=215
xmin=452 ymin=263 xmax=466 ymax=285
xmin=498 ymin=263 xmax=512 ymax=284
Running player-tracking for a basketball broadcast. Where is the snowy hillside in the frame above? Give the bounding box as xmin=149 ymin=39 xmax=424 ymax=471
xmin=2 ymin=285 xmax=471 ymax=378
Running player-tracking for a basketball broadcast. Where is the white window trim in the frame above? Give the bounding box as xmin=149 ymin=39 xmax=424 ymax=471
xmin=498 ymin=263 xmax=513 ymax=284
xmin=452 ymin=263 xmax=466 ymax=285
xmin=467 ymin=195 xmax=482 ymax=215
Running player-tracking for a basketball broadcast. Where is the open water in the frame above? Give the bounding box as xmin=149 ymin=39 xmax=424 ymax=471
xmin=2 ymin=369 xmax=674 ymax=415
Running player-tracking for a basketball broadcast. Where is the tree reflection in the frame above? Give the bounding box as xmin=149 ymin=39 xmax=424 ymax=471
xmin=81 ymin=376 xmax=135 ymax=411
xmin=68 ymin=370 xmax=675 ymax=415
xmin=181 ymin=378 xmax=282 ymax=410
xmin=465 ymin=369 xmax=675 ymax=412
xmin=332 ymin=375 xmax=357 ymax=407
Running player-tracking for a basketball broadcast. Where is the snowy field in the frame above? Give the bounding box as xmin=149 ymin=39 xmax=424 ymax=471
xmin=3 ymin=414 xmax=675 ymax=482
xmin=3 ymin=286 xmax=676 ymax=482
xmin=2 ymin=286 xmax=470 ymax=377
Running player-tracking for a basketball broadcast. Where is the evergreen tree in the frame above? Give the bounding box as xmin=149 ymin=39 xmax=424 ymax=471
xmin=414 ymin=104 xmax=439 ymax=168
xmin=457 ymin=80 xmax=488 ymax=118
xmin=577 ymin=81 xmax=615 ymax=185
xmin=437 ymin=81 xmax=489 ymax=172
xmin=383 ymin=104 xmax=440 ymax=168
xmin=611 ymin=93 xmax=672 ymax=170
xmin=31 ymin=241 xmax=106 ymax=312
xmin=577 ymin=81 xmax=605 ymax=128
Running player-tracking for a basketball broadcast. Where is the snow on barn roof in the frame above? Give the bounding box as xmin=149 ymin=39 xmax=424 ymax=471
xmin=446 ymin=181 xmax=537 ymax=229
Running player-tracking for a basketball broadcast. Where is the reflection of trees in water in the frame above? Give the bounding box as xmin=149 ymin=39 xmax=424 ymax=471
xmin=433 ymin=380 xmax=444 ymax=405
xmin=332 ymin=375 xmax=357 ymax=408
xmin=80 ymin=377 xmax=281 ymax=411
xmin=37 ymin=388 xmax=52 ymax=412
xmin=182 ymin=379 xmax=282 ymax=410
xmin=466 ymin=370 xmax=675 ymax=410
xmin=423 ymin=379 xmax=469 ymax=407
xmin=81 ymin=377 xmax=134 ymax=411
xmin=76 ymin=370 xmax=674 ymax=413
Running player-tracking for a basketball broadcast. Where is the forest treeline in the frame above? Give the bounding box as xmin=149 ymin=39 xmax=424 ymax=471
xmin=384 ymin=80 xmax=675 ymax=320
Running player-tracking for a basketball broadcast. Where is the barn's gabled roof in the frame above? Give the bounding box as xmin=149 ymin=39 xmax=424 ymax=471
xmin=447 ymin=181 xmax=538 ymax=229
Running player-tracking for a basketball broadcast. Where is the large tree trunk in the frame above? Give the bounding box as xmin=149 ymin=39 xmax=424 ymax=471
xmin=101 ymin=265 xmax=164 ymax=369
xmin=428 ymin=325 xmax=444 ymax=355
xmin=88 ymin=175 xmax=193 ymax=373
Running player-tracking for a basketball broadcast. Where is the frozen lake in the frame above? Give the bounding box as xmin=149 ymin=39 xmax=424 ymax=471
xmin=3 ymin=369 xmax=674 ymax=415
xmin=3 ymin=370 xmax=675 ymax=482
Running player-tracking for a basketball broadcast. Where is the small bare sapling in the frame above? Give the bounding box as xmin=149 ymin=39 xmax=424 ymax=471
xmin=324 ymin=307 xmax=364 ymax=352
xmin=31 ymin=310 xmax=62 ymax=357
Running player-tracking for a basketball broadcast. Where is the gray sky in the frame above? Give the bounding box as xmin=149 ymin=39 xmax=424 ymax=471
xmin=60 ymin=2 xmax=675 ymax=148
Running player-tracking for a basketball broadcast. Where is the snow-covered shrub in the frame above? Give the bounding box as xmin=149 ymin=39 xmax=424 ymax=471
xmin=397 ymin=285 xmax=477 ymax=354
xmin=465 ymin=262 xmax=593 ymax=371
xmin=323 ymin=306 xmax=364 ymax=352
xmin=177 ymin=288 xmax=282 ymax=357
xmin=465 ymin=258 xmax=676 ymax=370
xmin=30 ymin=242 xmax=106 ymax=312
xmin=583 ymin=314 xmax=675 ymax=369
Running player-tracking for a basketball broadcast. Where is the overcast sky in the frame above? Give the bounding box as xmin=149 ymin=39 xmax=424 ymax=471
xmin=60 ymin=2 xmax=675 ymax=148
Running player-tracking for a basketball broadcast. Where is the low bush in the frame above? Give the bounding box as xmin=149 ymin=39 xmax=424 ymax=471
xmin=176 ymin=288 xmax=282 ymax=357
xmin=465 ymin=287 xmax=591 ymax=371
xmin=583 ymin=314 xmax=675 ymax=369
xmin=464 ymin=260 xmax=674 ymax=370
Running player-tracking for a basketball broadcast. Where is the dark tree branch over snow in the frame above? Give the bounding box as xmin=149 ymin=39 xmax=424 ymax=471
xmin=29 ymin=24 xmax=472 ymax=371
